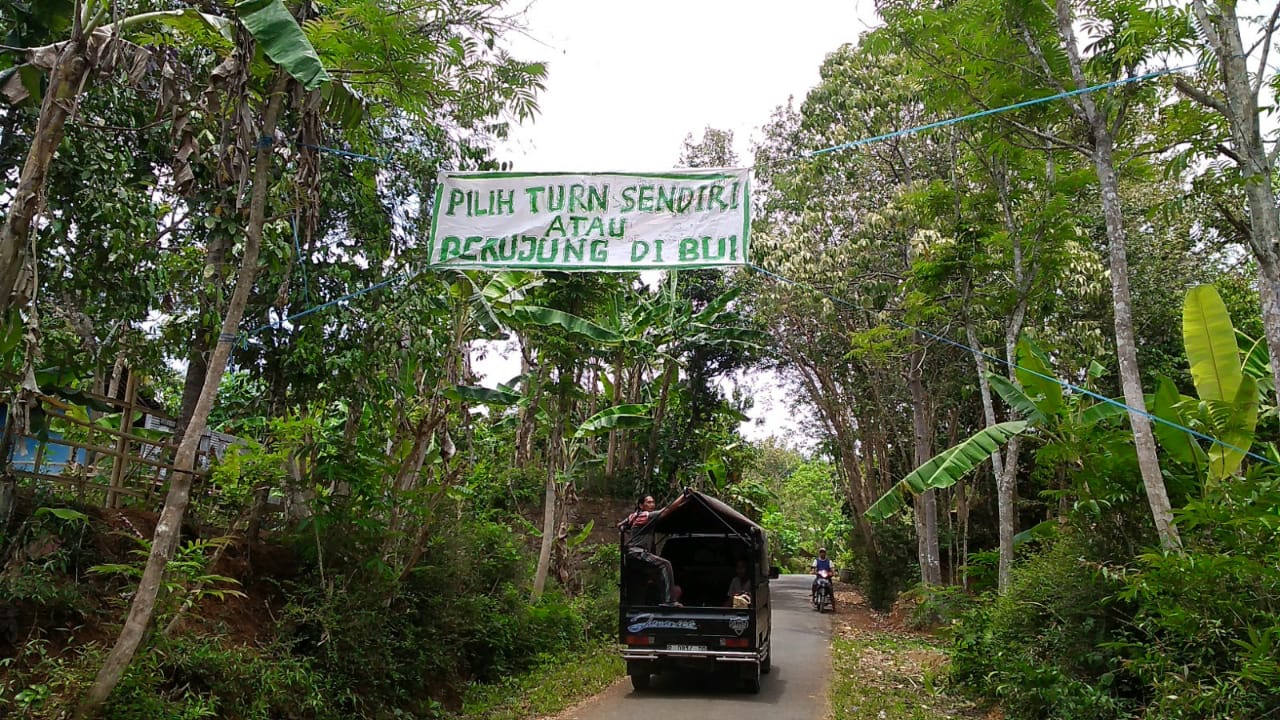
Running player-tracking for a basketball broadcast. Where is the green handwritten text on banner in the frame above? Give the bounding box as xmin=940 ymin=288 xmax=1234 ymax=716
xmin=428 ymin=169 xmax=751 ymax=270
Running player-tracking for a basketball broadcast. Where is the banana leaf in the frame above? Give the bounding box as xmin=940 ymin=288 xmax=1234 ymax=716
xmin=1208 ymin=375 xmax=1259 ymax=480
xmin=989 ymin=374 xmax=1046 ymax=425
xmin=866 ymin=421 xmax=1028 ymax=521
xmin=1183 ymin=284 xmax=1242 ymax=403
xmin=507 ymin=306 xmax=623 ymax=344
xmin=235 ymin=0 xmax=330 ymax=90
xmin=1151 ymin=376 xmax=1206 ymax=467
xmin=445 ymin=385 xmax=521 ymax=406
xmin=574 ymin=404 xmax=651 ymax=437
xmin=1078 ymin=397 xmax=1129 ymax=426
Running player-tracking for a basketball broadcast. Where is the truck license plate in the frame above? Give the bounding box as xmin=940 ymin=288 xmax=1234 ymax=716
xmin=667 ymin=644 xmax=706 ymax=652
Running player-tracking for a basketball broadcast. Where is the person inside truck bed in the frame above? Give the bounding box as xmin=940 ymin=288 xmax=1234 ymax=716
xmin=725 ymin=559 xmax=751 ymax=607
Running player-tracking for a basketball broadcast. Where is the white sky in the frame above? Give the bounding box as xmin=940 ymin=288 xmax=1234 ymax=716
xmin=497 ymin=0 xmax=879 ymax=170
xmin=470 ymin=0 xmax=878 ymax=443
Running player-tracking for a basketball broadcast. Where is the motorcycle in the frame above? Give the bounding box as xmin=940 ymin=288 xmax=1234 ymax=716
xmin=812 ymin=569 xmax=835 ymax=613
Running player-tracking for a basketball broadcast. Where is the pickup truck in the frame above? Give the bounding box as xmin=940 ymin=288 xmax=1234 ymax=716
xmin=618 ymin=489 xmax=779 ymax=693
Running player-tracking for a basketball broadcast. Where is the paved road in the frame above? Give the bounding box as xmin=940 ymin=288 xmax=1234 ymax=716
xmin=561 ymin=575 xmax=831 ymax=719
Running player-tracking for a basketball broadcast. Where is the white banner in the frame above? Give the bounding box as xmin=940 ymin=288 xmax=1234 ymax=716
xmin=427 ymin=169 xmax=751 ymax=270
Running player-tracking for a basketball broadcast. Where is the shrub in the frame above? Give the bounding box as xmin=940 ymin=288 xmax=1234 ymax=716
xmin=847 ymin=514 xmax=916 ymax=611
xmin=902 ymin=583 xmax=975 ymax=630
xmin=949 ymin=531 xmax=1137 ymax=720
xmin=950 ymin=472 xmax=1280 ymax=720
xmin=1109 ymin=472 xmax=1280 ymax=718
xmin=106 ymin=637 xmax=336 ymax=720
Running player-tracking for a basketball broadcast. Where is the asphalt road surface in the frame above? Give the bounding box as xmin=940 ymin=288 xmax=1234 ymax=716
xmin=561 ymin=574 xmax=831 ymax=720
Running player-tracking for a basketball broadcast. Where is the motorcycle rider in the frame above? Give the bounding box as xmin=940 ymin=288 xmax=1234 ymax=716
xmin=811 ymin=548 xmax=834 ymax=605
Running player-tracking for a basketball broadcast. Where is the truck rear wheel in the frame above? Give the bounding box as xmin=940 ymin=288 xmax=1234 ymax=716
xmin=761 ymin=650 xmax=772 ymax=674
xmin=630 ymin=672 xmax=651 ymax=691
xmin=741 ymin=663 xmax=761 ymax=693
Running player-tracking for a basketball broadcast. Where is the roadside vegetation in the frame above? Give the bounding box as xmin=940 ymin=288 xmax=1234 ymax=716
xmin=4 ymin=0 xmax=1280 ymax=717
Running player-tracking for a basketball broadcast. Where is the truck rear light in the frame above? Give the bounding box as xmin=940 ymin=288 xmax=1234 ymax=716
xmin=625 ymin=634 xmax=654 ymax=646
xmin=720 ymin=637 xmax=749 ymax=648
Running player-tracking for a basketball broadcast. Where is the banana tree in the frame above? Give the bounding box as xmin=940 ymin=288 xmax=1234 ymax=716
xmin=866 ymin=338 xmax=1129 ymax=547
xmin=639 ymin=279 xmax=770 ymax=487
xmin=594 ymin=287 xmax=666 ymax=478
xmin=1149 ymin=285 xmax=1265 ymax=481
xmin=448 ymin=315 xmax=640 ymax=600
xmin=0 ymin=0 xmax=330 ymax=319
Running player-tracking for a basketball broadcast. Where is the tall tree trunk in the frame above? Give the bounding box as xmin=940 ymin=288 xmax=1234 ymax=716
xmin=532 ymin=384 xmax=566 ymax=600
xmin=177 ymin=229 xmax=233 ymax=442
xmin=1091 ymin=133 xmax=1179 ymax=548
xmin=907 ymin=342 xmax=942 ymax=585
xmin=514 ymin=340 xmax=539 ymax=469
xmin=1052 ymin=0 xmax=1179 ymax=551
xmin=605 ymin=350 xmax=624 ymax=478
xmin=995 ymin=162 xmax=1032 ymax=593
xmin=0 ymin=41 xmax=88 ymax=317
xmin=642 ymin=360 xmax=676 ymax=489
xmin=1184 ymin=0 xmax=1280 ymax=403
xmin=964 ymin=317 xmax=1015 ymax=591
xmin=78 ymin=73 xmax=291 ymax=717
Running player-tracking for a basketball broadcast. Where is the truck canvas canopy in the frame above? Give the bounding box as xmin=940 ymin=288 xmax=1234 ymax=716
xmin=626 ymin=489 xmax=770 ymax=577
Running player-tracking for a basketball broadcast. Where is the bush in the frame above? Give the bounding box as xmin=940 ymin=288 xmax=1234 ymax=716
xmin=275 ymin=512 xmax=608 ymax=716
xmin=1109 ymin=472 xmax=1280 ymax=718
xmin=901 ymin=583 xmax=975 ymax=630
xmin=848 ymin=515 xmax=917 ymax=611
xmin=950 ymin=473 xmax=1280 ymax=720
xmin=949 ymin=532 xmax=1137 ymax=720
xmin=106 ymin=637 xmax=337 ymax=720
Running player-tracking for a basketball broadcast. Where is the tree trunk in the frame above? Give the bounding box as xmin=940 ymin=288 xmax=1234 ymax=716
xmin=342 ymin=396 xmax=363 ymax=449
xmin=605 ymin=350 xmax=624 ymax=478
xmin=514 ymin=340 xmax=539 ymax=469
xmin=532 ymin=385 xmax=565 ymax=600
xmin=1051 ymin=0 xmax=1179 ymax=551
xmin=642 ymin=359 xmax=676 ymax=489
xmin=995 ymin=165 xmax=1032 ymax=594
xmin=77 ymin=73 xmax=291 ymax=718
xmin=1187 ymin=0 xmax=1280 ymax=403
xmin=0 ymin=41 xmax=88 ymax=317
xmin=1092 ymin=133 xmax=1180 ymax=549
xmin=964 ymin=317 xmax=1016 ymax=591
xmin=907 ymin=342 xmax=941 ymax=585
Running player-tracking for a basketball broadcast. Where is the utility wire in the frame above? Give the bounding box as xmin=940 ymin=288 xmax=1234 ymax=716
xmin=747 ymin=263 xmax=1275 ymax=467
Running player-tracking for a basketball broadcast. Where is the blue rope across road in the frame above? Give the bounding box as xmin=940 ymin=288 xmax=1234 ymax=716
xmin=298 ymin=142 xmax=390 ymax=164
xmin=747 ymin=263 xmax=1276 ymax=467
xmin=245 ymin=272 xmax=415 ymax=336
xmin=764 ymin=63 xmax=1201 ymax=167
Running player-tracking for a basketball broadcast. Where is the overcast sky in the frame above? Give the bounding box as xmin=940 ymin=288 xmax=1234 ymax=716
xmin=497 ymin=0 xmax=880 ymax=170
xmin=470 ymin=0 xmax=880 ymax=444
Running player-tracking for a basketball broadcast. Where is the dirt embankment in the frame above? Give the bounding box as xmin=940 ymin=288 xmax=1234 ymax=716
xmin=2 ymin=496 xmax=297 ymax=657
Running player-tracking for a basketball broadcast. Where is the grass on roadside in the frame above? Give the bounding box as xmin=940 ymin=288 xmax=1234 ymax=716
xmin=457 ymin=643 xmax=623 ymax=720
xmin=829 ymin=629 xmax=986 ymax=720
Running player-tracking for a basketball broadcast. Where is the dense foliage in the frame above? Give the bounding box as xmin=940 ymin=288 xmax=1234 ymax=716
xmin=4 ymin=0 xmax=1280 ymax=716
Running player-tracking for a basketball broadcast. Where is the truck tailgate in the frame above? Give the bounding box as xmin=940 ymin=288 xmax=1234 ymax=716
xmin=621 ymin=607 xmax=755 ymax=647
